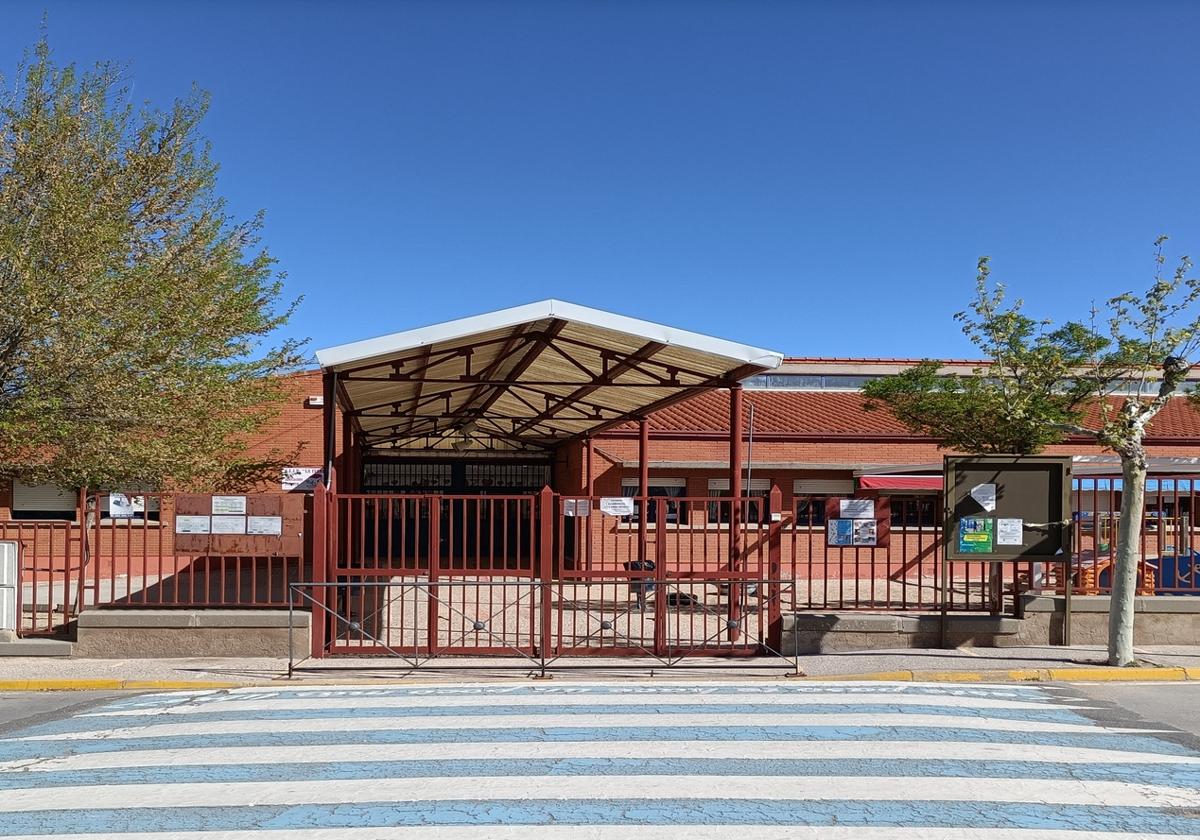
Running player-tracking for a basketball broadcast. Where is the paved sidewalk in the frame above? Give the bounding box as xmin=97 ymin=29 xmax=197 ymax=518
xmin=2 ymin=645 xmax=1200 ymax=689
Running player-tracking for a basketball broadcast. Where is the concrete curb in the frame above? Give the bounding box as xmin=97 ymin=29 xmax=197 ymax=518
xmin=2 ymin=666 xmax=1199 ymax=690
xmin=0 ymin=680 xmax=243 ymax=691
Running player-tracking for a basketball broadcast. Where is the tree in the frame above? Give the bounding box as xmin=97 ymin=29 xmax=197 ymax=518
xmin=863 ymin=240 xmax=1199 ymax=666
xmin=0 ymin=38 xmax=306 ymax=492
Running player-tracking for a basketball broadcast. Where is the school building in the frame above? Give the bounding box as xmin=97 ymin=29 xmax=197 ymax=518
xmin=3 ymin=300 xmax=1200 ymax=659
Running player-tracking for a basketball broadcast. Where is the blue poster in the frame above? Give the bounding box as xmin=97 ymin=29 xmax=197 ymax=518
xmin=827 ymin=518 xmax=854 ymax=546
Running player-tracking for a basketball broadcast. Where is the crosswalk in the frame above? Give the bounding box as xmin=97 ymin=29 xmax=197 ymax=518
xmin=2 ymin=680 xmax=1199 ymax=838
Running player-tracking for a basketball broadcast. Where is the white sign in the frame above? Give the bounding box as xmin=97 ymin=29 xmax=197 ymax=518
xmin=175 ymin=515 xmax=211 ymax=534
xmin=970 ymin=483 xmax=997 ymax=512
xmin=282 ymin=467 xmax=322 ymax=492
xmin=563 ymin=499 xmax=592 ymax=517
xmin=997 ymin=518 xmax=1024 ymax=546
xmin=599 ymin=496 xmax=636 ymax=517
xmin=211 ymin=515 xmax=247 ymax=535
xmin=109 ymin=493 xmax=145 ymax=519
xmin=247 ymin=515 xmax=283 ymax=536
xmin=212 ymin=495 xmax=247 ymax=515
xmin=852 ymin=519 xmax=878 ymax=546
xmin=839 ymin=499 xmax=875 ymax=520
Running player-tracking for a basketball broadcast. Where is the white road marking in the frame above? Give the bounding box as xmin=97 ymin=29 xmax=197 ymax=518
xmin=4 ymin=828 xmax=1195 ymax=840
xmin=77 ymin=691 xmax=1092 ymax=716
xmin=3 ymin=774 xmax=1196 ymax=812
xmin=4 ymin=738 xmax=1194 ymax=774
xmin=20 ymin=711 xmax=1157 ymax=741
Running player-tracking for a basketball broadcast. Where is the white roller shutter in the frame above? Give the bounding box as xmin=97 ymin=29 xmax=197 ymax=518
xmin=793 ymin=478 xmax=854 ymax=495
xmin=11 ymin=483 xmax=76 ymax=514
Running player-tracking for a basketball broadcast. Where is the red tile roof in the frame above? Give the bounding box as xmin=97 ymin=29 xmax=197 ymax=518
xmin=614 ymin=390 xmax=1200 ymax=439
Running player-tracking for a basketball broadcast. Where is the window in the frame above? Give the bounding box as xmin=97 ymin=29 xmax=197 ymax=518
xmin=794 ymin=496 xmax=828 ymax=527
xmin=11 ymin=483 xmax=77 ymax=521
xmin=889 ymin=494 xmax=939 ymax=528
xmin=707 ymin=478 xmax=770 ymax=524
xmin=620 ymin=477 xmax=686 ymax=524
xmin=793 ymin=478 xmax=853 ymax=529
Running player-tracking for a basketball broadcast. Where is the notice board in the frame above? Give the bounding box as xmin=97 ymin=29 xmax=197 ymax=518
xmin=943 ymin=455 xmax=1071 ymax=561
xmin=173 ymin=493 xmax=306 ymax=557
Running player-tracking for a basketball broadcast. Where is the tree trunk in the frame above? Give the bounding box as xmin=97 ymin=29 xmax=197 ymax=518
xmin=1108 ymin=455 xmax=1146 ymax=666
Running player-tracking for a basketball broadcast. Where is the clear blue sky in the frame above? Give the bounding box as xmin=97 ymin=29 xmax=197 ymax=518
xmin=4 ymin=1 xmax=1199 ymax=361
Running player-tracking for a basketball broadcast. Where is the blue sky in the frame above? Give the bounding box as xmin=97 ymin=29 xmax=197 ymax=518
xmin=4 ymin=1 xmax=1199 ymax=361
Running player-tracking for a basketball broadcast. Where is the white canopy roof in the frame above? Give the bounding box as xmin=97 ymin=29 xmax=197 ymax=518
xmin=315 ymin=300 xmax=783 ymax=453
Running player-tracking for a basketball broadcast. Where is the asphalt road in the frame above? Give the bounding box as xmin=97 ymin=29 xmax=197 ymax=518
xmin=2 ymin=679 xmax=1200 ymax=837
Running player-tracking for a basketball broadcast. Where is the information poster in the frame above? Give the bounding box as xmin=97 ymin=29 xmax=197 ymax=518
xmin=958 ymin=517 xmax=995 ymax=553
xmin=247 ymin=515 xmax=283 ymax=536
xmin=212 ymin=495 xmax=247 ymax=515
xmin=175 ymin=515 xmax=210 ymax=534
xmin=211 ymin=515 xmax=248 ymax=535
xmin=282 ymin=467 xmax=322 ymax=492
xmin=563 ymin=499 xmax=592 ymax=517
xmin=827 ymin=519 xmax=853 ymax=546
xmin=599 ymin=497 xmax=635 ymax=517
xmin=109 ymin=493 xmax=145 ymax=519
xmin=852 ymin=519 xmax=878 ymax=546
xmin=970 ymin=483 xmax=998 ymax=512
xmin=997 ymin=518 xmax=1024 ymax=546
xmin=839 ymin=499 xmax=875 ymax=520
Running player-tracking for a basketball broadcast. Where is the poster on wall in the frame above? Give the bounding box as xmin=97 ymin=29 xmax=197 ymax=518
xmin=970 ymin=483 xmax=998 ymax=512
xmin=563 ymin=499 xmax=592 ymax=517
xmin=599 ymin=497 xmax=635 ymax=517
xmin=827 ymin=519 xmax=854 ymax=546
xmin=247 ymin=516 xmax=283 ymax=536
xmin=109 ymin=493 xmax=145 ymax=519
xmin=997 ymin=518 xmax=1024 ymax=546
xmin=212 ymin=496 xmax=247 ymax=515
xmin=852 ymin=519 xmax=878 ymax=546
xmin=958 ymin=517 xmax=995 ymax=553
xmin=282 ymin=467 xmax=322 ymax=492
xmin=211 ymin=515 xmax=247 ymax=535
xmin=839 ymin=499 xmax=875 ymax=520
xmin=175 ymin=515 xmax=210 ymax=534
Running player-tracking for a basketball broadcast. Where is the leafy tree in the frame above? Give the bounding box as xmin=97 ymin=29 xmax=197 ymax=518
xmin=0 ymin=38 xmax=305 ymax=493
xmin=863 ymin=240 xmax=1199 ymax=666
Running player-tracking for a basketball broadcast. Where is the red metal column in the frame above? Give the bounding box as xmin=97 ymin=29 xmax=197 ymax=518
xmin=767 ymin=484 xmax=783 ymax=651
xmin=322 ymin=371 xmax=337 ymax=492
xmin=538 ymin=486 xmax=555 ymax=657
xmin=584 ymin=435 xmax=594 ymax=496
xmin=584 ymin=435 xmax=594 ymax=569
xmin=638 ymin=418 xmax=650 ymax=563
xmin=728 ymin=384 xmax=744 ymax=638
xmin=310 ymin=482 xmax=328 ymax=659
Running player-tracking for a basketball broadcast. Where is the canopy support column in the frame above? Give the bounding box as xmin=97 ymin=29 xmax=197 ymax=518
xmin=323 ymin=371 xmax=337 ymax=491
xmin=728 ymin=384 xmax=744 ymax=640
xmin=638 ymin=418 xmax=650 ymax=562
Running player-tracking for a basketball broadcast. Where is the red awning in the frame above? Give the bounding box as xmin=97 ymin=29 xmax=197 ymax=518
xmin=858 ymin=474 xmax=942 ymax=491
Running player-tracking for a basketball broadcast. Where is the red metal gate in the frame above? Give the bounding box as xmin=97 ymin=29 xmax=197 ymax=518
xmin=309 ymin=486 xmax=785 ymax=659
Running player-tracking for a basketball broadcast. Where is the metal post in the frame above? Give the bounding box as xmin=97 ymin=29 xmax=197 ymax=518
xmin=767 ymin=484 xmax=783 ymax=652
xmin=638 ymin=418 xmax=649 ymax=563
xmin=341 ymin=412 xmax=355 ymax=494
xmin=584 ymin=435 xmax=594 ymax=496
xmin=728 ymin=385 xmax=744 ymax=639
xmin=322 ymin=371 xmax=337 ymax=491
xmin=310 ymin=482 xmax=328 ymax=660
xmin=584 ymin=435 xmax=594 ymax=570
xmin=537 ymin=485 xmax=555 ymax=677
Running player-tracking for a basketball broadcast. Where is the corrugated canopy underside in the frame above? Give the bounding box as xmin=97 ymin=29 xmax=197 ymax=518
xmin=314 ymin=300 xmax=783 ymax=453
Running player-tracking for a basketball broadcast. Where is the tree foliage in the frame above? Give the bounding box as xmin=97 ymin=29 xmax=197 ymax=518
xmin=863 ymin=238 xmax=1199 ymax=666
xmin=0 ymin=38 xmax=306 ymax=490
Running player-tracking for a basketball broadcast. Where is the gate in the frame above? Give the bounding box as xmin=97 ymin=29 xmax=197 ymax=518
xmin=302 ymin=486 xmax=790 ymax=664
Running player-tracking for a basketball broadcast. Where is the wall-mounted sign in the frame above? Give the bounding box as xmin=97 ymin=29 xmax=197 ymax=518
xmin=839 ymin=499 xmax=875 ymax=520
xmin=599 ymin=497 xmax=635 ymax=517
xmin=827 ymin=518 xmax=878 ymax=546
xmin=247 ymin=515 xmax=283 ymax=536
xmin=970 ymin=483 xmax=998 ymax=512
xmin=282 ymin=467 xmax=322 ymax=492
xmin=958 ymin=517 xmax=994 ymax=553
xmin=109 ymin=493 xmax=145 ymax=519
xmin=212 ymin=496 xmax=247 ymax=515
xmin=175 ymin=515 xmax=210 ymax=534
xmin=211 ymin=515 xmax=247 ymax=535
xmin=997 ymin=517 xmax=1024 ymax=546
xmin=563 ymin=499 xmax=592 ymax=517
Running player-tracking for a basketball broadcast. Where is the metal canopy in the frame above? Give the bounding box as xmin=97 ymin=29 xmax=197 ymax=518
xmin=315 ymin=300 xmax=784 ymax=453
